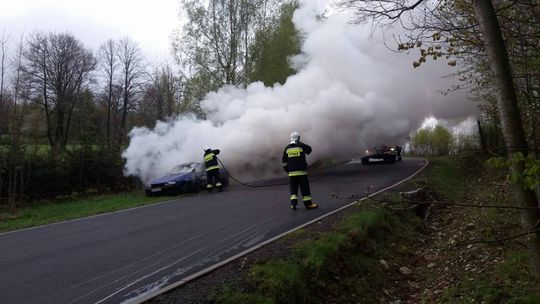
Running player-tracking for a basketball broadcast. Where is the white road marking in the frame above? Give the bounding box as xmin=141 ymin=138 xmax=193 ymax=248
xmin=96 ymin=210 xmax=290 ymax=304
xmin=128 ymin=159 xmax=429 ymax=303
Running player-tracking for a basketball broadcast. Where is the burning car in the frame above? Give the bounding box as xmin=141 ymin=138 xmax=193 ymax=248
xmin=361 ymin=145 xmax=397 ymax=164
xmin=145 ymin=162 xmax=229 ymax=196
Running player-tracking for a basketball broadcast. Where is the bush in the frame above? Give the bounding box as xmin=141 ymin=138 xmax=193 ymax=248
xmin=0 ymin=146 xmax=137 ymax=206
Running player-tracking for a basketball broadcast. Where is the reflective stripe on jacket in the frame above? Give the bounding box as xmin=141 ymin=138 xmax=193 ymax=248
xmin=282 ymin=142 xmax=312 ymax=177
xmin=204 ymin=149 xmax=220 ymax=171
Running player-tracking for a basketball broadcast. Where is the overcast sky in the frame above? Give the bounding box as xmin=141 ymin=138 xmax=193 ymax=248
xmin=0 ymin=0 xmax=182 ymax=56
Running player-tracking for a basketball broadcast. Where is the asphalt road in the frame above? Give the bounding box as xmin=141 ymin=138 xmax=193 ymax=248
xmin=0 ymin=158 xmax=426 ymax=304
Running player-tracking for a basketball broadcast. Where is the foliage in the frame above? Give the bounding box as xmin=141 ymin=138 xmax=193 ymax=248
xmin=487 ymin=153 xmax=540 ymax=191
xmin=172 ymin=0 xmax=290 ymax=114
xmin=248 ymin=1 xmax=301 ymax=86
xmin=412 ymin=124 xmax=454 ymax=156
xmin=177 ymin=71 xmax=220 ymax=119
xmin=0 ymin=145 xmax=136 ymax=208
xmin=174 ymin=0 xmax=271 ymax=87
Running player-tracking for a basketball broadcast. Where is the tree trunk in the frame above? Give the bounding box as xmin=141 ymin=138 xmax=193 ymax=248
xmin=121 ymin=72 xmax=129 ymax=132
xmin=55 ymin=106 xmax=65 ymax=151
xmin=0 ymin=40 xmax=5 ymax=139
xmin=472 ymin=0 xmax=540 ymax=283
xmin=477 ymin=120 xmax=488 ymax=154
xmin=107 ymin=77 xmax=112 ymax=147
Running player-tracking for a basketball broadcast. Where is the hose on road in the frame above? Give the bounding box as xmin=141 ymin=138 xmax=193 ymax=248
xmin=216 ymin=157 xmax=339 ymax=188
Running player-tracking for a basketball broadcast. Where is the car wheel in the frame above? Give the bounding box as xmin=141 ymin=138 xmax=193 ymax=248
xmin=385 ymin=156 xmax=396 ymax=164
xmin=180 ymin=182 xmax=191 ymax=194
xmin=191 ymin=182 xmax=200 ymax=193
xmin=361 ymin=157 xmax=369 ymax=165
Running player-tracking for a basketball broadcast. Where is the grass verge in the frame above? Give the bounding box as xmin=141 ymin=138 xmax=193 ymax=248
xmin=212 ymin=205 xmax=423 ymax=304
xmin=424 ymin=156 xmax=463 ymax=200
xmin=440 ymin=250 xmax=540 ymax=304
xmin=0 ymin=192 xmax=171 ymax=232
xmin=421 ymin=153 xmax=540 ymax=303
xmin=210 ymin=153 xmax=540 ymax=304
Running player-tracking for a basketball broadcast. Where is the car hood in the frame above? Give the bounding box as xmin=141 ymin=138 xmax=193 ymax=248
xmin=150 ymin=172 xmax=192 ymax=184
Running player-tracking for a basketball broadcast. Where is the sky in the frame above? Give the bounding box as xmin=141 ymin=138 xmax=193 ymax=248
xmin=0 ymin=0 xmax=182 ymax=56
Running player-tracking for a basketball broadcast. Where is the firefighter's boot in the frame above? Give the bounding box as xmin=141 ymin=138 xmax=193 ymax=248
xmin=216 ymin=182 xmax=223 ymax=192
xmin=290 ymin=195 xmax=298 ymax=210
xmin=305 ymin=202 xmax=318 ymax=209
xmin=303 ymin=196 xmax=317 ymax=209
xmin=207 ymin=184 xmax=213 ymax=193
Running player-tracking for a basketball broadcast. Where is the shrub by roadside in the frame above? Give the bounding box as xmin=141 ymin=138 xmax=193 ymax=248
xmin=0 ymin=145 xmax=138 ymax=208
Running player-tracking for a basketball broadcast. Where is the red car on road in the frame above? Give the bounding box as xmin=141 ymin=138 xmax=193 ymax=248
xmin=361 ymin=145 xmax=397 ymax=164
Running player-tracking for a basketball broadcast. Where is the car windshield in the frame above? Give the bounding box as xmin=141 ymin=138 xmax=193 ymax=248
xmin=171 ymin=162 xmax=202 ymax=174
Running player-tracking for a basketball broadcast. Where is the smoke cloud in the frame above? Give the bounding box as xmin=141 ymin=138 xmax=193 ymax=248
xmin=123 ymin=0 xmax=477 ymax=183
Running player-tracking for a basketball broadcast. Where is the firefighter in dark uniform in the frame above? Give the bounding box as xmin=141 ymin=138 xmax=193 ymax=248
xmin=203 ymin=146 xmax=223 ymax=192
xmin=396 ymin=145 xmax=403 ymax=161
xmin=282 ymin=132 xmax=318 ymax=210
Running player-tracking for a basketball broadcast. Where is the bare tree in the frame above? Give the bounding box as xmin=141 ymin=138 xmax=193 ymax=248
xmin=145 ymin=61 xmax=182 ymax=121
xmin=0 ymin=28 xmax=8 ymax=205
xmin=21 ymin=32 xmax=96 ymax=152
xmin=117 ymin=37 xmax=144 ymax=135
xmin=2 ymin=34 xmax=29 ymax=209
xmin=98 ymin=39 xmax=118 ymax=146
xmin=0 ymin=28 xmax=8 ymax=139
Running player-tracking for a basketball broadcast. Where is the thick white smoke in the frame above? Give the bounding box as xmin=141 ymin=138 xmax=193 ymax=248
xmin=123 ymin=0 xmax=476 ymax=183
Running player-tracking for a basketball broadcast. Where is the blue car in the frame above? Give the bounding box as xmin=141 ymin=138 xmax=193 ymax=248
xmin=145 ymin=162 xmax=229 ymax=196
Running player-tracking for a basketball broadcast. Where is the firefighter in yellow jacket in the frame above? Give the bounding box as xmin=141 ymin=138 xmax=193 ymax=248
xmin=203 ymin=146 xmax=223 ymax=192
xmin=282 ymin=132 xmax=318 ymax=210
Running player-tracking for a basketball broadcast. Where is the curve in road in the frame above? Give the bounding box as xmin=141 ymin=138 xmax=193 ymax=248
xmin=0 ymin=158 xmax=427 ymax=304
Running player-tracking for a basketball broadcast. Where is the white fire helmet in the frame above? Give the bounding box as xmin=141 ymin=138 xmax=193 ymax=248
xmin=203 ymin=145 xmax=211 ymax=152
xmin=290 ymin=131 xmax=300 ymax=144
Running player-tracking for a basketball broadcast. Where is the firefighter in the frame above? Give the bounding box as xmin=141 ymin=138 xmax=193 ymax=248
xmin=203 ymin=146 xmax=223 ymax=192
xmin=282 ymin=131 xmax=318 ymax=210
xmin=396 ymin=145 xmax=403 ymax=161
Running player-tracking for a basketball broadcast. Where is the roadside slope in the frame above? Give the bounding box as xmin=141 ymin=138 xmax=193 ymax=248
xmin=148 ymin=153 xmax=540 ymax=303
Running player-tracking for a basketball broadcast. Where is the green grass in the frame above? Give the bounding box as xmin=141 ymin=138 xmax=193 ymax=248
xmin=440 ymin=250 xmax=540 ymax=304
xmin=251 ymin=260 xmax=305 ymax=303
xmin=214 ymin=286 xmax=274 ymax=304
xmin=429 ymin=154 xmax=540 ymax=303
xmin=213 ymin=206 xmax=420 ymax=303
xmin=426 ymin=157 xmax=463 ymax=200
xmin=0 ymin=192 xmax=171 ymax=232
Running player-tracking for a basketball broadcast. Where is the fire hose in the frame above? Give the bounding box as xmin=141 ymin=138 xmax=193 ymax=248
xmin=216 ymin=157 xmax=337 ymax=188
